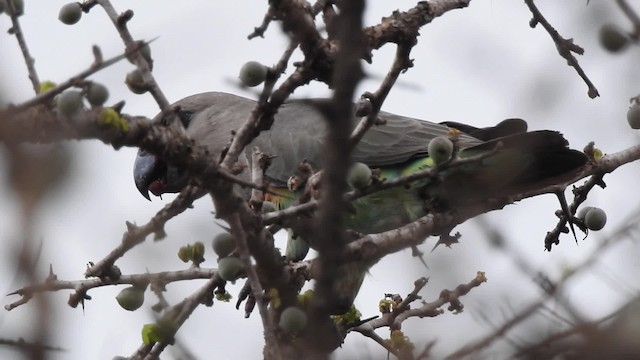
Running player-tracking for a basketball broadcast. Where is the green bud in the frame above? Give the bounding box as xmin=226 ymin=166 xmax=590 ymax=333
xmin=38 ymin=80 xmax=56 ymax=94
xmin=177 ymin=245 xmax=191 ymax=262
xmin=191 ymin=241 xmax=205 ymax=263
xmin=141 ymin=323 xmax=163 ymax=345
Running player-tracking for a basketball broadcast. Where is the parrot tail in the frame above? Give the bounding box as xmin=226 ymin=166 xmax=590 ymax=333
xmin=461 ymin=130 xmax=588 ymax=188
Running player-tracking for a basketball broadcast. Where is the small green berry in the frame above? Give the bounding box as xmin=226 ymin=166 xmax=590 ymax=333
xmin=127 ymin=41 xmax=153 ymax=69
xmin=627 ymin=103 xmax=640 ymax=129
xmin=125 ymin=69 xmax=147 ymax=94
xmin=58 ymin=3 xmax=82 ymax=25
xmin=56 ymin=90 xmax=83 ymax=117
xmin=212 ymin=233 xmax=236 ymax=258
xmin=239 ymin=61 xmax=268 ymax=87
xmin=217 ymin=257 xmax=243 ymax=281
xmin=600 ymin=24 xmax=628 ymax=53
xmin=584 ymin=207 xmax=607 ymax=231
xmin=428 ymin=136 xmax=454 ymax=165
xmin=279 ymin=306 xmax=307 ymax=332
xmin=86 ymin=82 xmax=109 ymax=106
xmin=576 ymin=206 xmax=594 ymax=221
xmin=116 ymin=286 xmax=145 ymax=311
xmin=347 ymin=162 xmax=372 ymax=189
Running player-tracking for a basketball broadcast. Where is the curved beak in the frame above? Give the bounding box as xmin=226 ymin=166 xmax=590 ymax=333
xmin=133 ymin=150 xmax=157 ymax=201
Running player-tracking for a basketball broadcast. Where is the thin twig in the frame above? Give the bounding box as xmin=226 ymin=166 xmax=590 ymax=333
xmin=445 ymin=209 xmax=640 ymax=359
xmin=7 ymin=46 xmax=131 ymax=115
xmin=227 ymin=214 xmax=281 ymax=358
xmin=6 ymin=1 xmax=40 ymax=93
xmin=96 ymin=0 xmax=173 ymax=116
xmin=6 ymin=267 xmax=217 ymax=311
xmin=524 ymin=0 xmax=599 ymax=98
xmin=84 ymin=185 xmax=206 ymax=279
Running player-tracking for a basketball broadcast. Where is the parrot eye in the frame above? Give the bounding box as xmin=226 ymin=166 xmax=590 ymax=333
xmin=177 ymin=110 xmax=194 ymax=128
xmin=157 ymin=110 xmax=193 ymax=128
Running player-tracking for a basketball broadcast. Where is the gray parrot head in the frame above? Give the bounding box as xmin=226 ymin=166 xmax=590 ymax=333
xmin=134 ymin=92 xmax=229 ymax=200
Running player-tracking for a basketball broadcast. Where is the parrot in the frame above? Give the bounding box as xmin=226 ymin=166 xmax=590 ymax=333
xmin=133 ymin=92 xmax=587 ymax=313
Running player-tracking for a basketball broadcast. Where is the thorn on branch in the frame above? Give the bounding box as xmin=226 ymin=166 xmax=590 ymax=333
xmin=431 ymin=231 xmax=461 ymax=251
xmin=248 ymin=8 xmax=275 ymax=39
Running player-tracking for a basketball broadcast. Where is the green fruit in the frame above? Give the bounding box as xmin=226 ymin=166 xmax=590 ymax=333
xmin=285 ymin=229 xmax=310 ymax=262
xmin=217 ymin=257 xmax=243 ymax=281
xmin=56 ymin=90 xmax=83 ymax=116
xmin=576 ymin=206 xmax=594 ymax=221
xmin=86 ymin=82 xmax=109 ymax=106
xmin=627 ymin=104 xmax=640 ymax=129
xmin=127 ymin=41 xmax=153 ymax=68
xmin=347 ymin=162 xmax=372 ymax=189
xmin=239 ymin=61 xmax=267 ymax=87
xmin=428 ymin=136 xmax=453 ymax=165
xmin=125 ymin=69 xmax=147 ymax=94
xmin=212 ymin=233 xmax=236 ymax=258
xmin=116 ymin=286 xmax=145 ymax=311
xmin=279 ymin=306 xmax=307 ymax=332
xmin=600 ymin=25 xmax=628 ymax=53
xmin=58 ymin=3 xmax=82 ymax=25
xmin=584 ymin=207 xmax=607 ymax=231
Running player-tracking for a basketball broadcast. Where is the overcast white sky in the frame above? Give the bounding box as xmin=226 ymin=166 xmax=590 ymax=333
xmin=1 ymin=1 xmax=639 ymax=359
